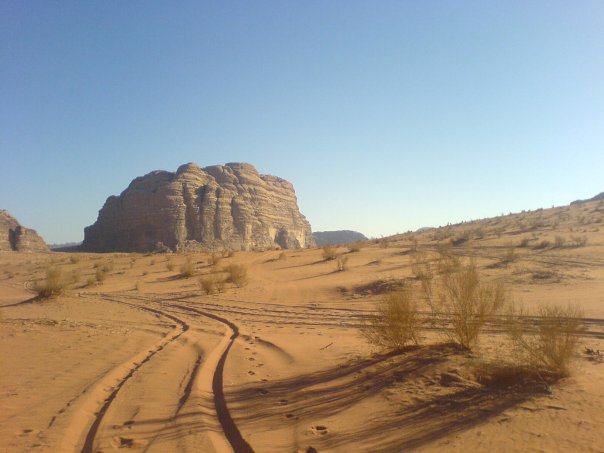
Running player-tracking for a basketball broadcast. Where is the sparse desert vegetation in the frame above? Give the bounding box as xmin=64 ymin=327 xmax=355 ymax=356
xmin=1 ymin=197 xmax=604 ymax=453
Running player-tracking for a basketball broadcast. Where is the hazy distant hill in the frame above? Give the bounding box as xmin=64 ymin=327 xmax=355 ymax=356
xmin=571 ymin=192 xmax=604 ymax=205
xmin=313 ymin=230 xmax=368 ymax=246
xmin=49 ymin=241 xmax=82 ymax=251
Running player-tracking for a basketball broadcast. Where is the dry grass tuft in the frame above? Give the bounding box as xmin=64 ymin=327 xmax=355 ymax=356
xmin=179 ymin=256 xmax=195 ymax=278
xmin=224 ymin=263 xmax=248 ymax=287
xmin=34 ymin=267 xmax=68 ymax=298
xmin=321 ymin=245 xmax=338 ymax=261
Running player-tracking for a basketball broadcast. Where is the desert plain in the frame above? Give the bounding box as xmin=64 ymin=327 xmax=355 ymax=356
xmin=1 ymin=201 xmax=604 ymax=453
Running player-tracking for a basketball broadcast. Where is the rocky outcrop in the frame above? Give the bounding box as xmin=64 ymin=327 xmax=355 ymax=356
xmin=0 ymin=210 xmax=49 ymax=252
xmin=313 ymin=230 xmax=368 ymax=246
xmin=82 ymin=162 xmax=315 ymax=252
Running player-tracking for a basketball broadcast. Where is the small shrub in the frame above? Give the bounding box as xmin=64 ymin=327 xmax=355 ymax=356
xmin=426 ymin=261 xmax=506 ymax=350
xmin=224 ymin=263 xmax=248 ymax=287
xmin=198 ymin=275 xmax=224 ymax=294
xmin=518 ymin=237 xmax=531 ymax=248
xmin=361 ymin=290 xmax=421 ymax=350
xmin=508 ymin=304 xmax=583 ymax=375
xmin=209 ymin=253 xmax=222 ymax=266
xmin=336 ymin=255 xmax=349 ymax=271
xmin=321 ymin=245 xmax=338 ymax=261
xmin=534 ymin=240 xmax=550 ymax=250
xmin=34 ymin=267 xmax=67 ymax=298
xmin=349 ymin=242 xmax=362 ymax=253
xmin=166 ymin=259 xmax=175 ymax=271
xmin=95 ymin=267 xmax=107 ymax=284
xmin=501 ymin=247 xmax=517 ymax=265
xmin=553 ymin=235 xmax=567 ymax=248
xmin=569 ymin=235 xmax=588 ymax=247
xmin=179 ymin=256 xmax=195 ymax=278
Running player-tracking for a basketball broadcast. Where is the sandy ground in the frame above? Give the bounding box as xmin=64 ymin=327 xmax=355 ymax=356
xmin=1 ymin=200 xmax=604 ymax=452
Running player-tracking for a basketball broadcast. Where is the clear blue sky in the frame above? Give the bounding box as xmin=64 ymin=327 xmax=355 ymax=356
xmin=1 ymin=1 xmax=603 ymax=243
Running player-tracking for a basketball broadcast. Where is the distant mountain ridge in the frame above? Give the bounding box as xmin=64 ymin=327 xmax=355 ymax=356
xmin=313 ymin=230 xmax=367 ymax=246
xmin=571 ymin=192 xmax=604 ymax=205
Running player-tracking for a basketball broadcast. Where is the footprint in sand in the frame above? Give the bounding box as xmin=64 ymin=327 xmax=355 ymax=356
xmin=311 ymin=425 xmax=328 ymax=435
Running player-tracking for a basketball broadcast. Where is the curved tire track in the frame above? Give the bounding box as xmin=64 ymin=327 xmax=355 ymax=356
xmin=72 ymin=294 xmax=189 ymax=453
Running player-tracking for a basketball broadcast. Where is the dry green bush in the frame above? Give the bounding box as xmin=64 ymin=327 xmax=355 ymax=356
xmin=361 ymin=290 xmax=421 ymax=350
xmin=425 ymin=261 xmax=506 ymax=350
xmin=224 ymin=263 xmax=248 ymax=287
xmin=179 ymin=256 xmax=195 ymax=278
xmin=321 ymin=245 xmax=338 ymax=261
xmin=34 ymin=267 xmax=68 ymax=298
xmin=508 ymin=304 xmax=583 ymax=375
xmin=336 ymin=255 xmax=349 ymax=271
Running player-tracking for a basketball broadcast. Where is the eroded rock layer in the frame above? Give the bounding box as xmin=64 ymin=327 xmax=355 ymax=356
xmin=0 ymin=210 xmax=49 ymax=252
xmin=82 ymin=162 xmax=315 ymax=252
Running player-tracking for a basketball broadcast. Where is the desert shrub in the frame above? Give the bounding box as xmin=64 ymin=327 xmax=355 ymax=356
xmin=198 ymin=274 xmax=225 ymax=294
xmin=508 ymin=304 xmax=583 ymax=375
xmin=569 ymin=235 xmax=588 ymax=247
xmin=518 ymin=237 xmax=531 ymax=248
xmin=95 ymin=266 xmax=108 ymax=283
xmin=209 ymin=253 xmax=222 ymax=266
xmin=553 ymin=235 xmax=567 ymax=248
xmin=361 ymin=290 xmax=421 ymax=350
xmin=501 ymin=247 xmax=517 ymax=264
xmin=166 ymin=259 xmax=174 ymax=271
xmin=425 ymin=261 xmax=506 ymax=350
xmin=179 ymin=256 xmax=195 ymax=278
xmin=349 ymin=242 xmax=362 ymax=253
xmin=224 ymin=263 xmax=248 ymax=287
xmin=336 ymin=255 xmax=349 ymax=271
xmin=34 ymin=267 xmax=67 ymax=298
xmin=321 ymin=245 xmax=338 ymax=261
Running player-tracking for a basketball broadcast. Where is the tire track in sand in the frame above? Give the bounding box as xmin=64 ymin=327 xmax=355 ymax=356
xmin=58 ymin=294 xmax=189 ymax=453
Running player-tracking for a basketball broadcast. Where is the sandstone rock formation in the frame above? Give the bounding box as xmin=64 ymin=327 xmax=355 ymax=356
xmin=0 ymin=210 xmax=49 ymax=252
xmin=82 ymin=162 xmax=315 ymax=252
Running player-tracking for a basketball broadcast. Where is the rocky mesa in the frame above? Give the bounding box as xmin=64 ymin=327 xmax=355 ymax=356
xmin=82 ymin=162 xmax=315 ymax=252
xmin=0 ymin=210 xmax=49 ymax=252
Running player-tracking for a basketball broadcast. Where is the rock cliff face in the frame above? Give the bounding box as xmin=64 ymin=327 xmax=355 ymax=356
xmin=0 ymin=210 xmax=49 ymax=252
xmin=82 ymin=162 xmax=315 ymax=252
